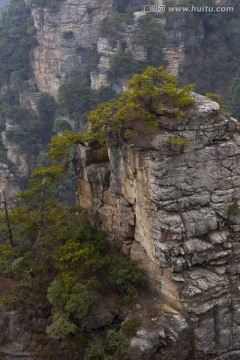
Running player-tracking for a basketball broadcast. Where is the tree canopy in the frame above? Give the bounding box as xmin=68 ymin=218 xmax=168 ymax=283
xmin=0 ymin=136 xmax=144 ymax=358
xmin=86 ymin=66 xmax=195 ymax=147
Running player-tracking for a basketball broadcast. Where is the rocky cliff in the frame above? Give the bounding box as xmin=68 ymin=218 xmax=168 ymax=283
xmin=1 ymin=1 xmax=240 ymax=357
xmin=76 ymin=94 xmax=240 ymax=359
xmin=31 ymin=0 xmax=114 ymax=98
xmin=1 ymin=0 xmax=237 ymax=177
xmin=28 ymin=0 xmax=203 ymax=98
xmin=0 ymin=164 xmax=19 ymax=209
xmin=29 ymin=0 xmax=238 ymax=101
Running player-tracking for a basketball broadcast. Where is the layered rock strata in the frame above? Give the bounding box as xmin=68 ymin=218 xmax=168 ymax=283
xmin=31 ymin=0 xmax=114 ymax=98
xmin=76 ymin=94 xmax=240 ymax=358
xmin=29 ymin=0 xmax=204 ymax=97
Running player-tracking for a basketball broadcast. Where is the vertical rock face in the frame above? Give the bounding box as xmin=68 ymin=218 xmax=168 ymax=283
xmin=30 ymin=0 xmax=204 ymax=98
xmin=31 ymin=0 xmax=114 ymax=98
xmin=0 ymin=163 xmax=19 ymax=209
xmin=76 ymin=94 xmax=240 ymax=358
xmin=30 ymin=0 xmax=233 ymax=109
xmin=1 ymin=119 xmax=34 ymax=176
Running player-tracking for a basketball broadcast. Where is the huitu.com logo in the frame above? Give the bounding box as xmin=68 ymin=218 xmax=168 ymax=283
xmin=141 ymin=4 xmax=234 ymax=13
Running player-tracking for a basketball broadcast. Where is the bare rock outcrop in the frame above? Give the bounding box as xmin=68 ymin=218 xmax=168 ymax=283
xmin=76 ymin=94 xmax=240 ymax=358
xmin=31 ymin=0 xmax=114 ymax=98
xmin=1 ymin=119 xmax=34 ymax=176
xmin=0 ymin=164 xmax=19 ymax=209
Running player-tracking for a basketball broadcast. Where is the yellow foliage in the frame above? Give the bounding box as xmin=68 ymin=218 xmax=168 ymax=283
xmin=163 ymin=135 xmax=191 ymax=146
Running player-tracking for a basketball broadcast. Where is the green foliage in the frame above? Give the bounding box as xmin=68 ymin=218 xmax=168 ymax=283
xmin=0 ymin=195 xmax=107 ymax=306
xmin=0 ymin=124 xmax=144 ymax=354
xmin=48 ymin=130 xmax=83 ymax=167
xmin=0 ymin=184 xmax=143 ymax=340
xmin=0 ymin=167 xmax=143 ymax=346
xmin=174 ymin=0 xmax=240 ymax=97
xmin=20 ymin=164 xmax=65 ymax=204
xmin=122 ymin=317 xmax=142 ymax=337
xmin=58 ymin=77 xmax=94 ymax=124
xmin=103 ymin=12 xmax=166 ymax=76
xmin=0 ymin=0 xmax=36 ymax=88
xmin=47 ymin=280 xmax=69 ymax=310
xmin=50 ymin=164 xmax=76 ymax=205
xmin=227 ymin=203 xmax=240 ymax=216
xmin=101 ymin=12 xmax=133 ymax=40
xmin=46 ymin=313 xmax=78 ymax=339
xmin=0 ymin=91 xmax=44 ymax=155
xmin=0 ymin=90 xmax=19 ymax=131
xmin=47 ymin=281 xmax=95 ymax=339
xmin=87 ymin=66 xmax=196 ymax=147
xmin=65 ymin=283 xmax=95 ymax=318
xmin=3 ymin=105 xmax=32 ymax=124
xmin=228 ymin=67 xmax=240 ymax=119
xmin=58 ymin=76 xmax=117 ymax=125
xmin=106 ymin=254 xmax=144 ymax=305
xmin=205 ymin=92 xmax=227 ymax=110
xmin=82 ymin=50 xmax=100 ymax=75
xmin=27 ymin=25 xmax=37 ymax=36
xmin=5 ymin=120 xmax=40 ymax=153
xmin=84 ymin=330 xmax=129 ymax=360
xmin=6 ymin=278 xmax=44 ymax=310
xmin=53 ymin=119 xmax=72 ymax=134
xmin=0 ymin=244 xmax=17 ymax=274
xmin=53 ymin=237 xmax=107 ymax=278
xmin=96 ymin=86 xmax=117 ymax=105
xmin=0 ymin=0 xmax=56 ymax=153
xmin=38 ymin=93 xmax=57 ymax=143
xmin=38 ymin=93 xmax=57 ymax=123
xmin=163 ymin=135 xmax=191 ymax=146
xmin=106 ymin=330 xmax=129 ymax=358
xmin=84 ymin=339 xmax=107 ymax=360
xmin=0 ymin=141 xmax=8 ymax=163
xmin=132 ymin=13 xmax=167 ymax=66
xmin=109 ymin=52 xmax=145 ymax=79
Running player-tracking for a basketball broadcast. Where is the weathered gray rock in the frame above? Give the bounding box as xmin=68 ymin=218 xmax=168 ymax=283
xmin=129 ymin=329 xmax=160 ymax=360
xmin=0 ymin=309 xmax=32 ymax=358
xmin=31 ymin=0 xmax=114 ymax=98
xmin=29 ymin=0 xmax=205 ymax=100
xmin=1 ymin=123 xmax=32 ymax=176
xmin=77 ymin=94 xmax=240 ymax=358
xmin=0 ymin=163 xmax=19 ymax=208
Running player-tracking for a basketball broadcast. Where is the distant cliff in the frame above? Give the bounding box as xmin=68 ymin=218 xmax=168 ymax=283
xmin=30 ymin=0 xmax=114 ymax=98
xmin=28 ymin=0 xmax=240 ymax=98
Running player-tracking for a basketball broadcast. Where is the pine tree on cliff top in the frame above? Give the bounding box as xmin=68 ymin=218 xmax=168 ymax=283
xmin=86 ymin=66 xmax=195 ymax=148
